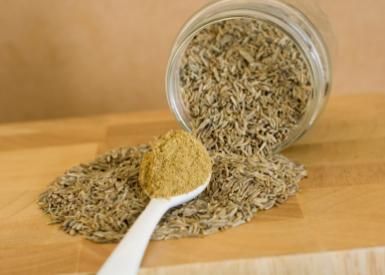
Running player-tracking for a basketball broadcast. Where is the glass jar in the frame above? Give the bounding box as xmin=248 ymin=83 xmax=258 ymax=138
xmin=166 ymin=0 xmax=333 ymax=152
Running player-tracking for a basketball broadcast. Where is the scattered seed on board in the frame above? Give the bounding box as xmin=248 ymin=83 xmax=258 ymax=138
xmin=38 ymin=145 xmax=306 ymax=242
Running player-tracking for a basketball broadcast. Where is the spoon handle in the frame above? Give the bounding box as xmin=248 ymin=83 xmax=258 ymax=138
xmin=98 ymin=199 xmax=169 ymax=275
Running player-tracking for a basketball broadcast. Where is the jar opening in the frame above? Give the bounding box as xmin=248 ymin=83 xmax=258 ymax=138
xmin=166 ymin=0 xmax=331 ymax=153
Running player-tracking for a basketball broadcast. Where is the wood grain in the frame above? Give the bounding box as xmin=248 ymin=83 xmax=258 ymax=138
xmin=0 ymin=94 xmax=385 ymax=275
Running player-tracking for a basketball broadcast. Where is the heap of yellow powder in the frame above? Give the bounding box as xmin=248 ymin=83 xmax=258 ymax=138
xmin=139 ymin=130 xmax=212 ymax=198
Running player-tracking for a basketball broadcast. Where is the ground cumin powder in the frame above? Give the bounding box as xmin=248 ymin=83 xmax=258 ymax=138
xmin=139 ymin=130 xmax=212 ymax=198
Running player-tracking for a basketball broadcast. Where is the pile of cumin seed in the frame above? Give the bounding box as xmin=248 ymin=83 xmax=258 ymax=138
xmin=38 ymin=18 xmax=310 ymax=242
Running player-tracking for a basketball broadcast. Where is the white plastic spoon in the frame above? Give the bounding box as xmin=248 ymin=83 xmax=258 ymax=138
xmin=97 ymin=175 xmax=211 ymax=275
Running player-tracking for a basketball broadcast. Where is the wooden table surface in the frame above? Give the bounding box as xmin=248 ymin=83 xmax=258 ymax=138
xmin=1 ymin=94 xmax=385 ymax=275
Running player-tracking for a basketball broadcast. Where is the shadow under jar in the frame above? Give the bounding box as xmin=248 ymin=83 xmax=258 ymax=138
xmin=166 ymin=0 xmax=333 ymax=154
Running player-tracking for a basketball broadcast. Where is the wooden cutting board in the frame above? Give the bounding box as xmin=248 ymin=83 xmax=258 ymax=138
xmin=1 ymin=94 xmax=385 ymax=275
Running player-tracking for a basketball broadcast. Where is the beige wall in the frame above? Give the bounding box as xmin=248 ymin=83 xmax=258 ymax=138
xmin=0 ymin=0 xmax=384 ymax=122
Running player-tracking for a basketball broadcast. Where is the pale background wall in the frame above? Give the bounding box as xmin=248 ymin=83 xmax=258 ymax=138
xmin=0 ymin=0 xmax=384 ymax=122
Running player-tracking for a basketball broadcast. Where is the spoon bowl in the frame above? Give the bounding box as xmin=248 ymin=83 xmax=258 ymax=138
xmin=163 ymin=178 xmax=209 ymax=208
xmin=98 ymin=175 xmax=211 ymax=275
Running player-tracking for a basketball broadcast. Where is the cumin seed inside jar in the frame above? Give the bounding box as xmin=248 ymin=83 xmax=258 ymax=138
xmin=166 ymin=0 xmax=333 ymax=155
